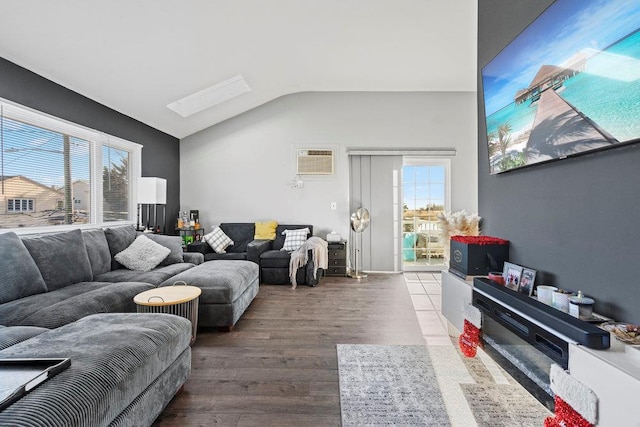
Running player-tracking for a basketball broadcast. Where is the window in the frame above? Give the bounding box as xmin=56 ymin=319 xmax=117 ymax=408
xmin=0 ymin=99 xmax=142 ymax=230
xmin=7 ymin=198 xmax=34 ymax=213
xmin=103 ymin=146 xmax=130 ymax=221
xmin=401 ymin=158 xmax=451 ymax=270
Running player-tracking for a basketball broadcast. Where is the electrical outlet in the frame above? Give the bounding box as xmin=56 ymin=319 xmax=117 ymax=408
xmin=331 ymin=202 xmax=337 ymax=210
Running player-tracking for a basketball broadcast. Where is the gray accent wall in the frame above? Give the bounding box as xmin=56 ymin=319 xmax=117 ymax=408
xmin=478 ymin=0 xmax=640 ymax=323
xmin=180 ymin=91 xmax=478 ymax=242
xmin=0 ymin=57 xmax=180 ymax=233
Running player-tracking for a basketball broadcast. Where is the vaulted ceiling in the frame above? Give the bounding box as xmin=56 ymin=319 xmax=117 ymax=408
xmin=0 ymin=0 xmax=477 ymax=139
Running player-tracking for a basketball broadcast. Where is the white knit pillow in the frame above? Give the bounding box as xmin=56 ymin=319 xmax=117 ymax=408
xmin=114 ymin=235 xmax=171 ymax=271
xmin=281 ymin=228 xmax=310 ymax=251
xmin=203 ymin=226 xmax=234 ymax=254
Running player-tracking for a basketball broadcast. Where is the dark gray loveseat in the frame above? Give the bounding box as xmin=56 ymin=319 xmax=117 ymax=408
xmin=187 ymin=223 xmax=321 ymax=286
xmin=187 ymin=222 xmax=271 ymax=263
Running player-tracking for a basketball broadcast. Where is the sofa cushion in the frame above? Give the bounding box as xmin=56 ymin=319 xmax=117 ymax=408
xmin=273 ymin=224 xmax=313 ymax=250
xmin=115 ymin=235 xmax=171 ymax=271
xmin=159 ymin=260 xmax=258 ymax=305
xmin=0 ymin=232 xmax=47 ymax=304
xmin=22 ymin=229 xmax=93 ymax=292
xmin=220 ymin=223 xmax=255 ymax=253
xmin=95 ymin=263 xmax=194 ymax=286
xmin=255 ymin=220 xmax=278 ymax=240
xmin=260 ymin=249 xmax=293 ymax=268
xmin=281 ymin=227 xmax=310 ymax=251
xmin=18 ymin=282 xmax=157 ymax=329
xmin=0 ymin=325 xmax=49 ymax=350
xmin=105 ymin=225 xmax=137 ymax=270
xmin=0 ymin=281 xmax=155 ymax=328
xmin=82 ymin=228 xmax=112 ymax=276
xmin=144 ymin=234 xmax=184 ymax=266
xmin=0 ymin=282 xmax=109 ymax=326
xmin=0 ymin=313 xmax=191 ymax=426
xmin=204 ymin=226 xmax=234 ymax=254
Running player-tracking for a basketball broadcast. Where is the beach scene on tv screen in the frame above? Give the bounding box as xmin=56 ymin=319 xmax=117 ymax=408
xmin=482 ymin=0 xmax=640 ymax=174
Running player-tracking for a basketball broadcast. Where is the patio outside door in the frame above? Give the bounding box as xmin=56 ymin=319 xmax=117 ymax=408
xmin=402 ymin=158 xmax=450 ymax=271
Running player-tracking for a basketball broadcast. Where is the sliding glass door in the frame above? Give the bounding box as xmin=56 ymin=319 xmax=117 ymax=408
xmin=402 ymin=158 xmax=450 ymax=270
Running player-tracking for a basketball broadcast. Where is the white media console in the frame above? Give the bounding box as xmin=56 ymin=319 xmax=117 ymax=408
xmin=441 ymin=270 xmax=640 ymax=426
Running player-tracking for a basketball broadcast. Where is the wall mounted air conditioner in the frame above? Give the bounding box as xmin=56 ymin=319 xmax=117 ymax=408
xmin=296 ymin=149 xmax=334 ymax=175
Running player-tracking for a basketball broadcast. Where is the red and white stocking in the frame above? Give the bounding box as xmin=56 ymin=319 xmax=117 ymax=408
xmin=459 ymin=304 xmax=482 ymax=358
xmin=544 ymin=364 xmax=597 ymax=427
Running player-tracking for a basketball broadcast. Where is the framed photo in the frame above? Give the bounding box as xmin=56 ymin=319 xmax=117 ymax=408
xmin=503 ymin=262 xmax=522 ymax=291
xmin=519 ymin=268 xmax=537 ymax=296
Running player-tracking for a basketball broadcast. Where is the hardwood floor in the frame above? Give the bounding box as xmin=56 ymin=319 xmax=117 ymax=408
xmin=155 ymin=274 xmax=424 ymax=426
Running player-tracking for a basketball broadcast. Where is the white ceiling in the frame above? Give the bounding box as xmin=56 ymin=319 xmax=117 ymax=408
xmin=0 ymin=0 xmax=478 ymax=139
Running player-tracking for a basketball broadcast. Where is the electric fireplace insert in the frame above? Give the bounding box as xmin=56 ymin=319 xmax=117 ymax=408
xmin=472 ymin=278 xmax=609 ymax=409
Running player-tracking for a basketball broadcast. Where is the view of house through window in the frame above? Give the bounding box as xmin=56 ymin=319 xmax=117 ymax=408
xmin=402 ymin=161 xmax=448 ymax=270
xmin=0 ymin=100 xmax=141 ymax=230
xmin=0 ymin=116 xmax=91 ymax=228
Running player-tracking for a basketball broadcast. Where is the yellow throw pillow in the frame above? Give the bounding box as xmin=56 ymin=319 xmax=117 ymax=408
xmin=255 ymin=221 xmax=278 ymax=240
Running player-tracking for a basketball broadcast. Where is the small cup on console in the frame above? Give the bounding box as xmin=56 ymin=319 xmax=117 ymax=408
xmin=536 ymin=285 xmax=558 ymax=305
xmin=552 ymin=289 xmax=573 ymax=313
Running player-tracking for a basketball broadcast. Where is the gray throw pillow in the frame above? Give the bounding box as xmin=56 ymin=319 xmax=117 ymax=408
xmin=0 ymin=232 xmax=47 ymax=304
xmin=143 ymin=234 xmax=184 ymax=266
xmin=114 ymin=235 xmax=171 ymax=271
xmin=82 ymin=229 xmax=112 ymax=276
xmin=104 ymin=225 xmax=137 ymax=270
xmin=22 ymin=229 xmax=93 ymax=291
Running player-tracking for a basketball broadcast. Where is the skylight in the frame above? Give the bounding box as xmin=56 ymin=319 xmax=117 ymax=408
xmin=167 ymin=75 xmax=251 ymax=117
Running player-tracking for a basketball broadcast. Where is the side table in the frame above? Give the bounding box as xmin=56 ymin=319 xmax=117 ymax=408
xmin=134 ymin=284 xmax=201 ymax=345
xmin=176 ymin=227 xmax=205 ymax=247
xmin=326 ymin=240 xmax=347 ymax=277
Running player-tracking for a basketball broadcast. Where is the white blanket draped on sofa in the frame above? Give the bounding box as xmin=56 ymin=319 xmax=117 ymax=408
xmin=289 ymin=237 xmax=328 ymax=289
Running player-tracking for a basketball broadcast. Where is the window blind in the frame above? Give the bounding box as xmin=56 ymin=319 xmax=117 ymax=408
xmin=0 ymin=99 xmax=142 ymax=231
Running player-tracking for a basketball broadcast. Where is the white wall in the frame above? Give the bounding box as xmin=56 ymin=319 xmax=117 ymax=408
xmin=180 ymin=91 xmax=477 ymax=239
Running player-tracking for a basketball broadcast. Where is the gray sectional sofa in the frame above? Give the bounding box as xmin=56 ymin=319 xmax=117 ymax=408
xmin=0 ymin=224 xmax=258 ymax=425
xmin=0 ymin=227 xmax=202 ymax=329
xmin=0 ymin=313 xmax=191 ymax=426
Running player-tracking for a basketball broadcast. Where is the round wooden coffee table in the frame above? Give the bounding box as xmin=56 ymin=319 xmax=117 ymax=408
xmin=134 ymin=284 xmax=201 ymax=344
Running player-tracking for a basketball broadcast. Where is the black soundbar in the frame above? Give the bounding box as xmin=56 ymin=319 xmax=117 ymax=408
xmin=473 ymin=278 xmax=610 ymax=350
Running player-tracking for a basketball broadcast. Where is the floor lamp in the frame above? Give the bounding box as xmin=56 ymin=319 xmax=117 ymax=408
xmin=137 ymin=177 xmax=167 ymax=233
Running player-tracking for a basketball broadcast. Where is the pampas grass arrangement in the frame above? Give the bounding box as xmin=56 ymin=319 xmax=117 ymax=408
xmin=438 ymin=210 xmax=481 ymax=262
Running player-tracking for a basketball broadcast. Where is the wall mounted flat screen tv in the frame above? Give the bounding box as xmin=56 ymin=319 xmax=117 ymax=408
xmin=482 ymin=0 xmax=640 ymax=174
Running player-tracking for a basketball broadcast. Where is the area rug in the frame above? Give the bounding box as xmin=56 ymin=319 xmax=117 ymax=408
xmin=337 ymin=344 xmax=451 ymax=426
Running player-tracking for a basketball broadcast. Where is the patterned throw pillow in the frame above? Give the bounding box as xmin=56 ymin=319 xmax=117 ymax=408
xmin=203 ymin=226 xmax=234 ymax=254
xmin=281 ymin=228 xmax=310 ymax=251
xmin=114 ymin=235 xmax=171 ymax=271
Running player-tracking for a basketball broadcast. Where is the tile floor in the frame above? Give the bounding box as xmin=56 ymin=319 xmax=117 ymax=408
xmin=404 ymin=271 xmax=451 ymax=346
xmin=404 ymin=271 xmax=479 ymax=425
